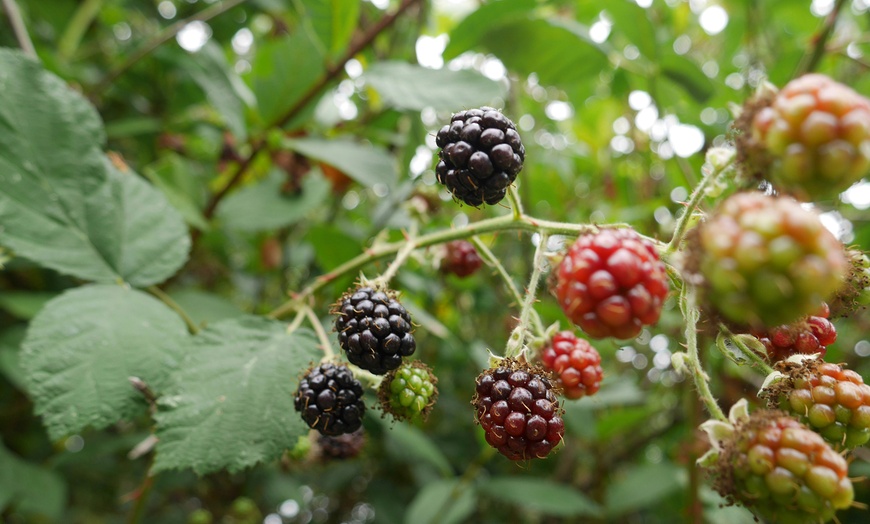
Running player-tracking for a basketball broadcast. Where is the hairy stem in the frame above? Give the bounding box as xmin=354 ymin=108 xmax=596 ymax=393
xmin=371 ymin=223 xmax=419 ymax=288
xmin=666 ymin=159 xmax=732 ymax=254
xmin=1 ymin=0 xmax=36 ymax=59
xmin=505 ymin=234 xmax=549 ymax=359
xmin=718 ymin=324 xmax=775 ymax=375
xmin=147 ymin=286 xmax=199 ymax=334
xmin=507 ymin=184 xmax=524 ymax=220
xmin=302 ymin=305 xmax=335 ymax=360
xmin=682 ymin=285 xmax=726 ymax=421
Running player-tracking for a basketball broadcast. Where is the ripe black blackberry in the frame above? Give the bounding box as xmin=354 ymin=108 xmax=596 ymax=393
xmin=294 ymin=363 xmax=365 ymax=436
xmin=435 ymin=107 xmax=525 ymax=206
xmin=334 ymin=286 xmax=416 ymax=375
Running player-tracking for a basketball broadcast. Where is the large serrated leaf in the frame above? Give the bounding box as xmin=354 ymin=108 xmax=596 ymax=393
xmin=478 ymin=477 xmax=602 ymax=517
xmin=153 ymin=317 xmax=321 ymax=475
xmin=20 ymin=285 xmax=189 ymax=440
xmin=0 ymin=50 xmax=190 ymax=286
xmin=283 ymin=137 xmax=397 ymax=188
xmin=364 ymin=62 xmax=507 ymax=112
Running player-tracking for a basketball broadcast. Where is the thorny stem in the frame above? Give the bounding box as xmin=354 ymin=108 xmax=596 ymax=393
xmin=92 ymin=0 xmax=248 ymax=96
xmin=147 ymin=286 xmax=199 ymax=334
xmin=505 ymin=234 xmax=549 ymax=359
xmin=371 ymin=222 xmax=419 ymax=288
xmin=470 ymin=236 xmax=546 ymax=337
xmin=1 ymin=0 xmax=36 ymax=59
xmin=268 ymin=213 xmax=637 ymax=319
xmin=195 ymin=0 xmax=422 ymax=236
xmin=665 ymin=158 xmax=733 ymax=255
xmin=302 ymin=305 xmax=335 ymax=361
xmin=682 ymin=285 xmax=726 ymax=421
xmin=794 ymin=0 xmax=849 ymax=77
xmin=718 ymin=324 xmax=776 ymax=375
xmin=507 ymin=184 xmax=524 ymax=220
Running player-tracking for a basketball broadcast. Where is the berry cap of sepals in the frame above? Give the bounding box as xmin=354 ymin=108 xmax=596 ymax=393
xmin=760 ymin=354 xmax=870 ymax=449
xmin=697 ymin=191 xmax=847 ymax=328
xmin=378 ymin=360 xmax=439 ymax=422
xmin=699 ymin=399 xmax=854 ymax=524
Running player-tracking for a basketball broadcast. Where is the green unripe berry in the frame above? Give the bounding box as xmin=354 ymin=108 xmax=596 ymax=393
xmin=378 ymin=361 xmax=438 ymax=422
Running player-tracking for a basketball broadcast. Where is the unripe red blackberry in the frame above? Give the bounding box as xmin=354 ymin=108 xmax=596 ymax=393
xmin=440 ymin=240 xmax=483 ymax=278
xmin=698 ymin=192 xmax=847 ymax=328
xmin=334 ymin=286 xmax=416 ymax=375
xmin=553 ymin=228 xmax=668 ymax=339
xmin=317 ymin=428 xmax=366 ymax=460
xmin=762 ymin=356 xmax=870 ymax=449
xmin=751 ymin=304 xmax=837 ymax=362
xmin=745 ymin=74 xmax=870 ymax=198
xmin=473 ymin=360 xmax=564 ymax=460
xmin=294 ymin=362 xmax=365 ymax=436
xmin=701 ymin=400 xmax=854 ymax=524
xmin=435 ymin=107 xmax=524 ymax=206
xmin=379 ymin=360 xmax=438 ymax=422
xmin=540 ymin=331 xmax=603 ymax=399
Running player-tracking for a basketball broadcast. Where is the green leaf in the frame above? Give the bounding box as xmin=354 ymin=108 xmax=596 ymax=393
xmin=248 ymin=32 xmax=325 ymax=126
xmin=605 ymin=1 xmax=657 ymax=59
xmin=183 ymin=41 xmax=253 ymax=141
xmin=443 ymin=0 xmax=537 ymax=60
xmin=364 ymin=62 xmax=507 ymax=112
xmin=605 ymin=463 xmax=685 ymax=516
xmin=660 ymin=52 xmax=715 ymax=103
xmin=153 ymin=317 xmax=321 ymax=474
xmin=381 ymin=419 xmax=452 ymax=477
xmin=0 ymin=325 xmax=27 ymax=390
xmin=0 ymin=441 xmax=66 ymax=519
xmin=0 ymin=291 xmax=57 ymax=319
xmin=142 ymin=154 xmax=209 ymax=231
xmin=168 ymin=289 xmax=245 ymax=326
xmin=404 ymin=479 xmax=476 ymax=524
xmin=478 ymin=477 xmax=602 ymax=517
xmin=217 ymin=169 xmax=330 ymax=231
xmin=0 ymin=50 xmax=190 ymax=286
xmin=308 ymin=224 xmax=360 ymax=272
xmin=298 ymin=0 xmax=359 ymax=58
xmin=20 ymin=285 xmax=188 ymax=440
xmin=284 ymin=137 xmax=397 ymax=188
xmin=475 ymin=18 xmax=608 ymax=91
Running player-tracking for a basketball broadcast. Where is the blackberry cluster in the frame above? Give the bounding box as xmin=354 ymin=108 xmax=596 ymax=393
xmin=540 ymin=331 xmax=603 ymax=400
xmin=435 ymin=107 xmax=525 ymax=207
xmin=473 ymin=361 xmax=564 ymax=460
xmin=334 ymin=286 xmax=416 ymax=374
xmin=318 ymin=428 xmax=366 ymax=460
xmin=379 ymin=361 xmax=438 ymax=422
xmin=294 ymin=363 xmax=365 ymax=436
xmin=440 ymin=240 xmax=483 ymax=278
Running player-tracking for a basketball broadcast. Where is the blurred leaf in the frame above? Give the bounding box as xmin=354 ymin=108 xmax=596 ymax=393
xmin=0 ymin=292 xmax=57 ymax=319
xmin=153 ymin=317 xmax=320 ymax=474
xmin=142 ymin=154 xmax=209 ymax=231
xmin=0 ymin=325 xmax=26 ymax=390
xmin=587 ymin=376 xmax=645 ymax=408
xmin=404 ymin=479 xmax=475 ymax=524
xmin=298 ymin=0 xmax=359 ymax=58
xmin=217 ymin=169 xmax=329 ymax=231
xmin=479 ymin=477 xmax=602 ymax=517
xmin=0 ymin=50 xmax=190 ymax=287
xmin=183 ymin=41 xmax=254 ymax=141
xmin=605 ymin=1 xmax=657 ymax=59
xmin=0 ymin=441 xmax=66 ymax=519
xmin=402 ymin=300 xmax=451 ymax=340
xmin=21 ymin=285 xmax=189 ymax=440
xmin=660 ymin=52 xmax=715 ymax=103
xmin=284 ymin=137 xmax=397 ymax=188
xmin=248 ymin=32 xmax=325 ymax=126
xmin=364 ymin=62 xmax=507 ymax=112
xmin=476 ymin=18 xmax=608 ymax=93
xmin=168 ymin=289 xmax=245 ymax=325
xmin=308 ymin=224 xmax=360 ymax=272
xmin=104 ymin=117 xmax=162 ymax=139
xmin=596 ymin=406 xmax=659 ymax=441
xmin=605 ymin=463 xmax=685 ymax=516
xmin=443 ymin=0 xmax=537 ymax=60
xmin=383 ymin=420 xmax=452 ymax=477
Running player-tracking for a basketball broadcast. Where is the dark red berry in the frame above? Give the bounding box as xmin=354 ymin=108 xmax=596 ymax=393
xmin=318 ymin=428 xmax=366 ymax=460
xmin=554 ymin=229 xmax=668 ymax=339
xmin=440 ymin=240 xmax=483 ymax=278
xmin=540 ymin=331 xmax=603 ymax=399
xmin=752 ymin=304 xmax=837 ymax=362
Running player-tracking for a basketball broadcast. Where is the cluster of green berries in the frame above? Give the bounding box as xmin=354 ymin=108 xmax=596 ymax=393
xmin=379 ymin=361 xmax=438 ymax=422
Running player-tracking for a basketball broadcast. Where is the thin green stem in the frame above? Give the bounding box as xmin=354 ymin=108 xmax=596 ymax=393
xmin=470 ymin=236 xmax=546 ymax=337
xmin=126 ymin=460 xmax=155 ymax=524
xmin=505 ymin=234 xmax=549 ymax=359
xmin=682 ymin=285 xmax=726 ymax=421
xmin=91 ymin=0 xmax=248 ymax=96
xmin=1 ymin=0 xmax=36 ymax=59
xmin=269 ymin=213 xmax=629 ymax=319
xmin=371 ymin=222 xmax=419 ymax=288
xmin=665 ymin=159 xmax=732 ymax=255
xmin=58 ymin=0 xmax=104 ymax=59
xmin=794 ymin=0 xmax=849 ymax=77
xmin=718 ymin=324 xmax=775 ymax=375
xmin=507 ymin=184 xmax=524 ymax=220
xmin=147 ymin=286 xmax=199 ymax=334
xmin=302 ymin=305 xmax=335 ymax=361
xmin=286 ymin=308 xmax=306 ymax=334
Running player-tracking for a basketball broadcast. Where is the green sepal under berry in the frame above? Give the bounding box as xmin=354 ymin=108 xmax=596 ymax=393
xmin=378 ymin=360 xmax=438 ymax=422
xmin=700 ymin=399 xmax=854 ymax=524
xmin=760 ymin=354 xmax=870 ymax=449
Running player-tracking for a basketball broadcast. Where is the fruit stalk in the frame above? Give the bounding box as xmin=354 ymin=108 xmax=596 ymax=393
xmin=682 ymin=285 xmax=726 ymax=421
xmin=666 ymin=157 xmax=733 ymax=255
xmin=505 ymin=234 xmax=549 ymax=358
xmin=302 ymin=305 xmax=335 ymax=360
